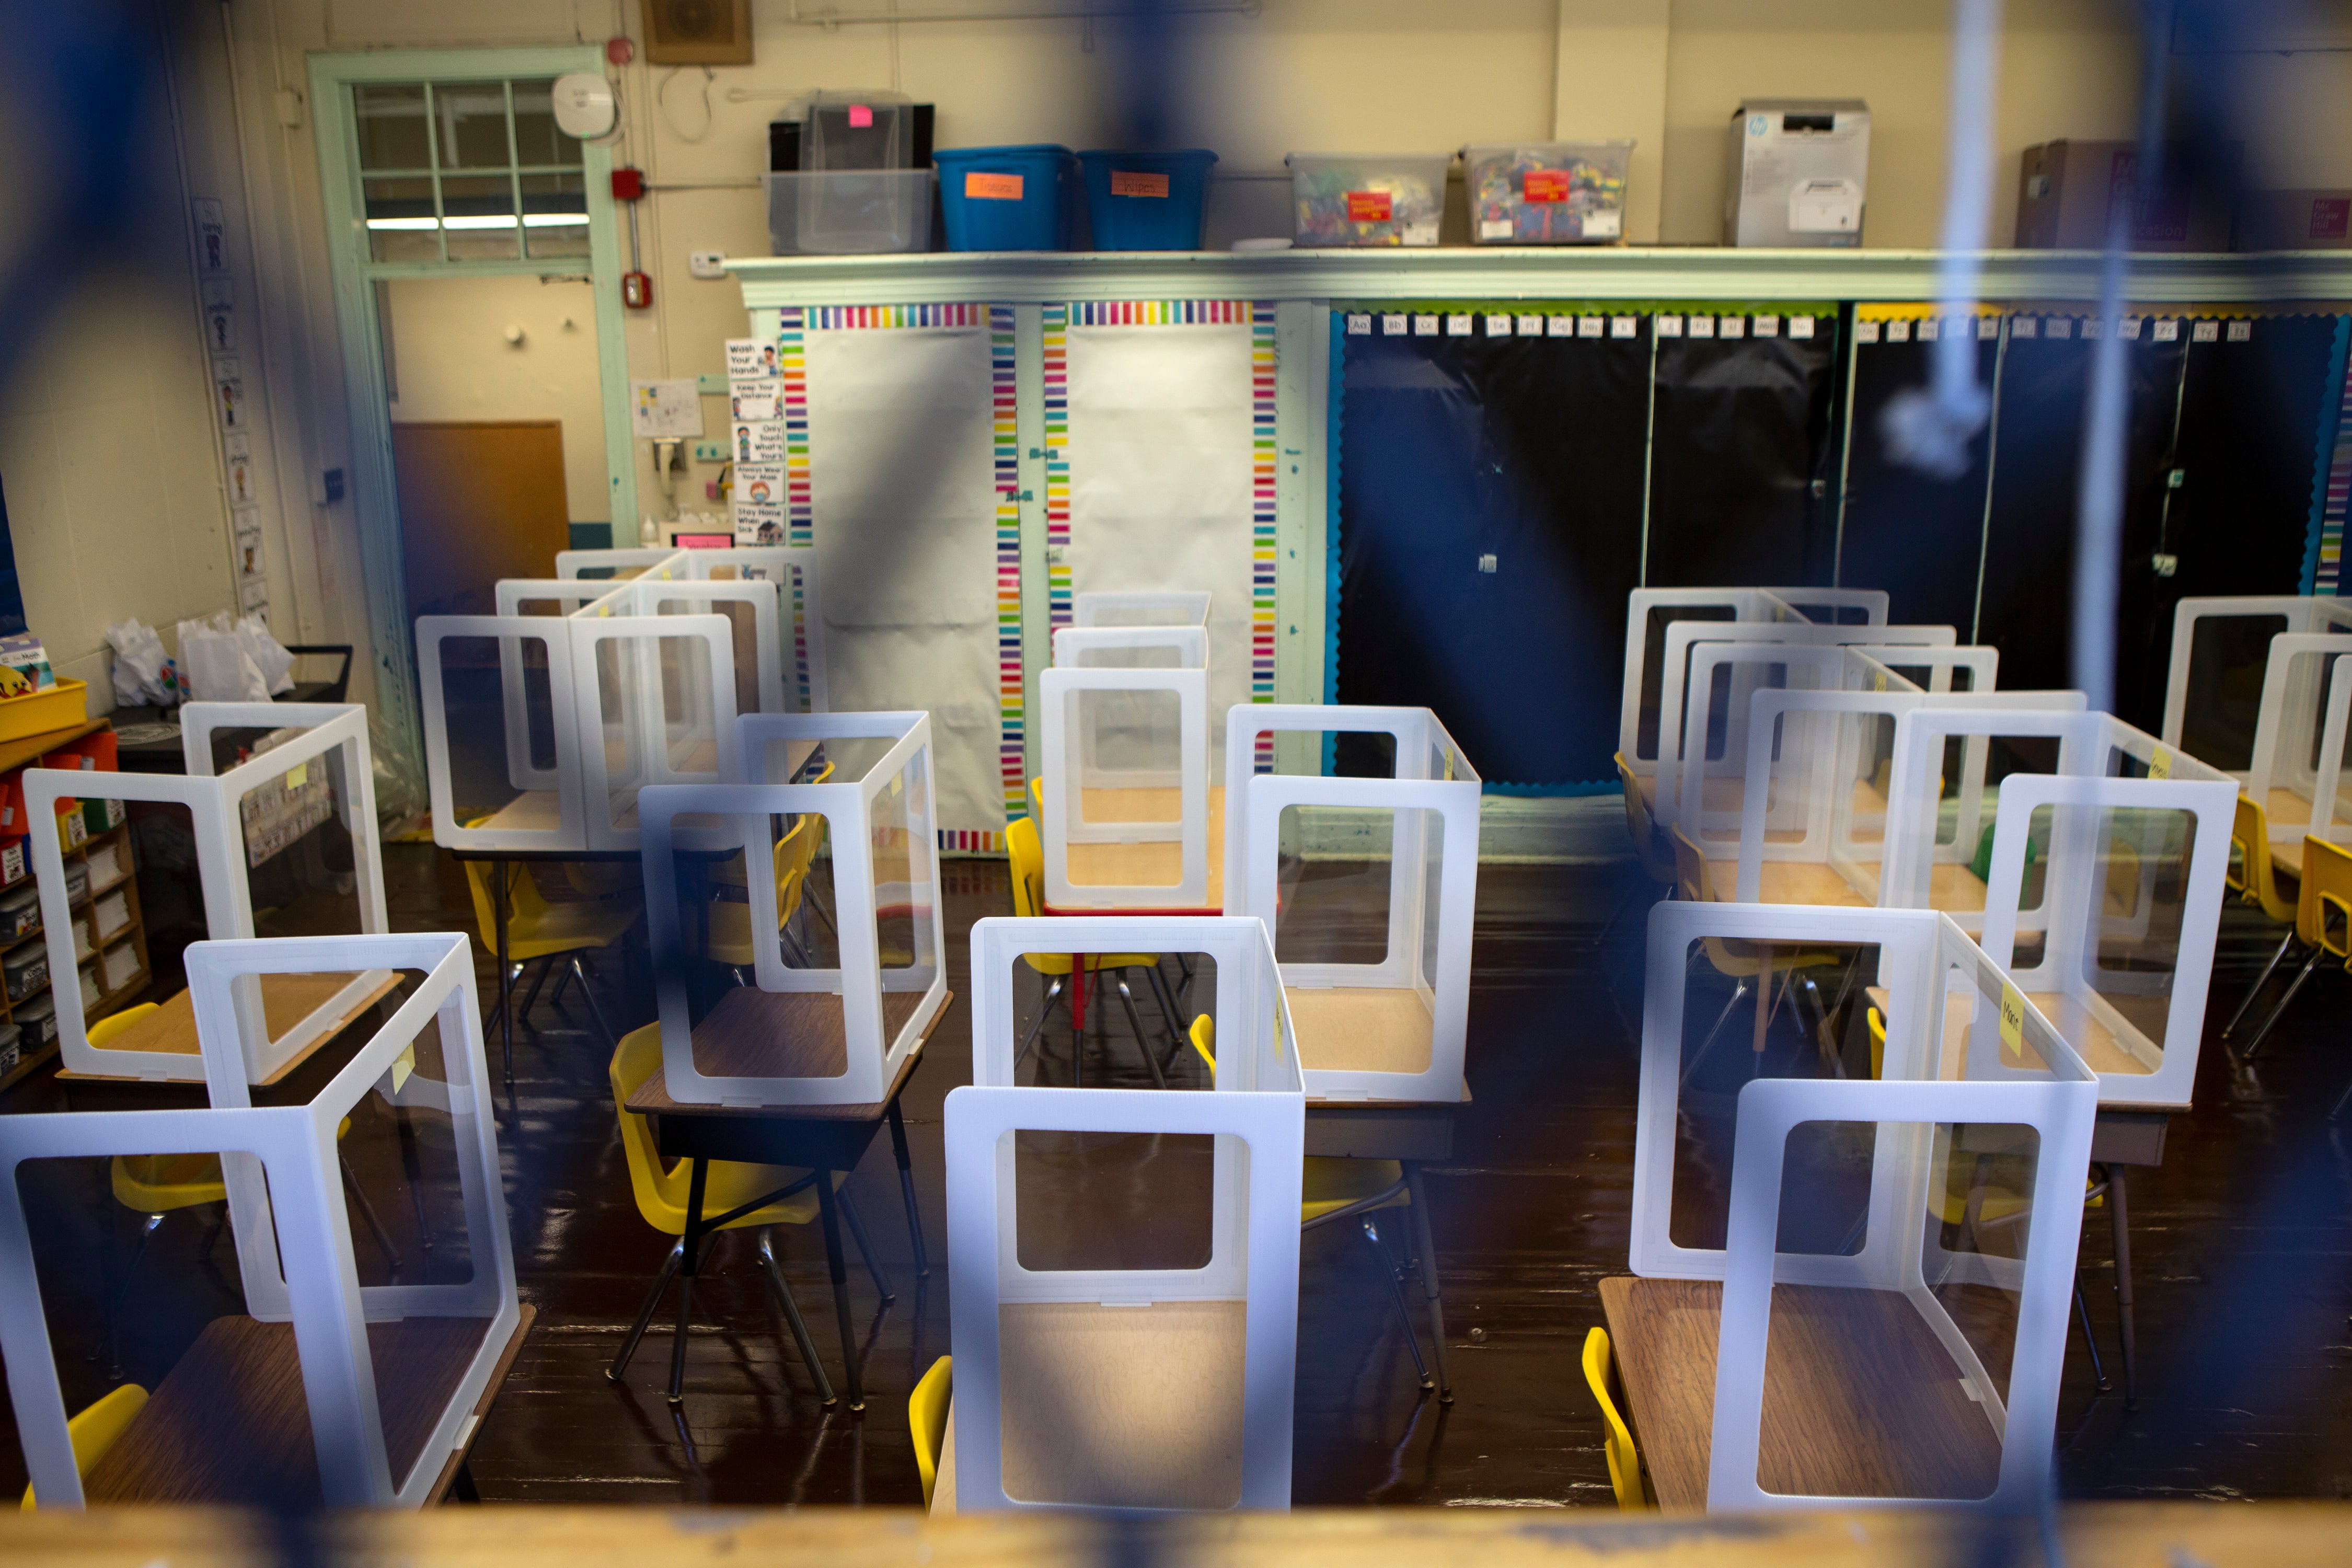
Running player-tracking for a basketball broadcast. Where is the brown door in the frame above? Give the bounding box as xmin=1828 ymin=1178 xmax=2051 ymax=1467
xmin=391 ymin=420 xmax=570 ymax=623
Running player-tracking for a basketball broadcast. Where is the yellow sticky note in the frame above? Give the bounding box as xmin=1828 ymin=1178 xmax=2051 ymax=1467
xmin=2147 ymin=746 xmax=2172 ymax=780
xmin=1443 ymin=750 xmax=1456 ymax=782
xmin=1998 ymin=980 xmax=2026 ymax=1062
xmin=391 ymin=1044 xmax=416 ymax=1092
xmin=285 ymin=760 xmax=308 ymax=790
xmin=1871 ymin=667 xmax=1888 ymax=693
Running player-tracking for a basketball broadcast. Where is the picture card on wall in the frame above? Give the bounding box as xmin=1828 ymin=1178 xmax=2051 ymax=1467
xmin=732 ymin=463 xmax=787 ymax=543
xmin=730 ymin=378 xmax=782 ymax=422
xmin=732 ymin=419 xmax=787 ymax=465
xmin=725 ymin=337 xmax=779 ymax=380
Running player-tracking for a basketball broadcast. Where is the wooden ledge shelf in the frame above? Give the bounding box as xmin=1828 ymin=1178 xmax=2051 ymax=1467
xmin=727 ymin=247 xmax=2352 ymax=309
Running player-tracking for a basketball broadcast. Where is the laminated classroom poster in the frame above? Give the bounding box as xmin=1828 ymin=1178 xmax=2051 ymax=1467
xmin=1056 ymin=301 xmax=1273 ymax=771
xmin=798 ymin=304 xmax=1009 ymax=847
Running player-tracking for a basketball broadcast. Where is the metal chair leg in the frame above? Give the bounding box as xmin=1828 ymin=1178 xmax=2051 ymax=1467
xmin=108 ymin=1213 xmax=166 ymax=1379
xmin=2220 ymin=929 xmax=2301 ymax=1039
xmin=517 ymin=956 xmax=553 ymax=1021
xmin=2331 ymin=1070 xmax=2352 ymax=1122
xmin=1114 ymin=977 xmax=1170 ymax=1090
xmin=608 ymin=1239 xmax=685 ymax=1381
xmin=1362 ymin=1215 xmax=1433 ymax=1390
xmin=340 ymin=1154 xmax=403 ymax=1270
xmin=836 ymin=1183 xmax=894 ymax=1303
xmin=2073 ymin=1274 xmax=2111 ymax=1393
xmin=1679 ymin=979 xmax=1751 ymax=1088
xmin=1403 ymin=1163 xmax=1453 ymax=1403
xmin=2106 ymin=1164 xmax=2140 ymax=1409
xmin=1014 ymin=977 xmax=1065 ymax=1071
xmin=753 ymin=1227 xmax=837 ymax=1405
xmin=1144 ymin=962 xmax=1188 ymax=1048
xmin=549 ymin=960 xmax=572 ymax=1010
xmin=571 ymin=955 xmax=619 ymax=1049
xmin=885 ymin=1099 xmax=929 ymax=1277
xmin=2234 ymin=949 xmax=2323 ymax=1060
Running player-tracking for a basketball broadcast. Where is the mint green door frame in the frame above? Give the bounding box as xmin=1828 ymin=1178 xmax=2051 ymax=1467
xmin=309 ymin=45 xmax=635 ymax=757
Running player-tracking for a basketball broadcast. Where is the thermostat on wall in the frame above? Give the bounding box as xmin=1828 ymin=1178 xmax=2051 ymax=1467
xmin=688 ymin=250 xmax=727 ymax=279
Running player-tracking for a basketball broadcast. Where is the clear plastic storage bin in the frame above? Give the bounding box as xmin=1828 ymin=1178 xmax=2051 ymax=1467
xmin=765 ymin=170 xmax=935 ymax=255
xmin=1465 ymin=141 xmax=1632 ymax=245
xmin=801 ymin=90 xmax=915 ymax=170
xmin=1287 ymin=153 xmax=1451 ymax=247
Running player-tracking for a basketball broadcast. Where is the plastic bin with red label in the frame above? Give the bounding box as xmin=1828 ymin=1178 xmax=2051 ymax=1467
xmin=1287 ymin=153 xmax=1450 ymax=247
xmin=1465 ymin=141 xmax=1633 ymax=245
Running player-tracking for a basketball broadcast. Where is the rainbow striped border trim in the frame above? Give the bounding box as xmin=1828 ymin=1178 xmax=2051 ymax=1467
xmin=776 ymin=308 xmax=812 ymax=547
xmin=2315 ymin=326 xmax=2352 ymax=595
xmin=1250 ymin=302 xmax=1277 ymax=770
xmin=939 ymin=828 xmax=1004 ymax=854
xmin=1042 ymin=305 xmax=1071 ymax=629
xmin=1069 ymin=300 xmax=1254 ymax=327
xmin=806 ymin=304 xmax=986 ymax=330
xmin=991 ymin=304 xmax=1027 ymax=821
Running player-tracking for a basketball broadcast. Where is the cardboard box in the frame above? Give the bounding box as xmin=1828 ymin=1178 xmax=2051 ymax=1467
xmin=2236 ymin=189 xmax=2352 ymax=251
xmin=2015 ymin=140 xmax=2242 ymax=250
xmin=1725 ymin=100 xmax=1870 ymax=248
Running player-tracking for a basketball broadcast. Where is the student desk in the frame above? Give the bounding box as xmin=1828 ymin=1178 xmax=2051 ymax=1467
xmin=71 ymin=1304 xmax=534 ymax=1506
xmin=1039 ymin=787 xmax=1224 ymax=1031
xmin=625 ymin=990 xmax=949 ymax=1412
xmin=55 ymin=972 xmax=403 ymax=1091
xmin=1597 ymin=1276 xmax=2003 ymax=1510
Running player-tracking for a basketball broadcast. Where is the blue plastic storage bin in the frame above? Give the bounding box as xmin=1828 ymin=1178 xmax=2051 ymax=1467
xmin=1078 ymin=149 xmax=1217 ymax=250
xmin=935 ymin=145 xmax=1073 ymax=251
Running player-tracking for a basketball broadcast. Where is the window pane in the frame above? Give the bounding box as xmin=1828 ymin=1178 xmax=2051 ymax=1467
xmin=353 ymin=83 xmax=429 ymax=170
xmin=364 ymin=176 xmax=441 ymax=261
xmin=432 ymin=82 xmax=513 ymax=170
xmin=522 ymin=172 xmax=590 ymax=257
xmin=511 ymin=79 xmax=582 ymax=167
xmin=439 ymin=176 xmax=518 ymax=259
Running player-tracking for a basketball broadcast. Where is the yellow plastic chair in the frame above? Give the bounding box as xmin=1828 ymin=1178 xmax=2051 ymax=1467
xmin=1189 ymin=1016 xmax=1438 ymax=1394
xmin=606 ymin=1023 xmax=890 ymax=1407
xmin=462 ymin=857 xmax=639 ymax=1047
xmin=1582 ymin=1326 xmax=1651 ymax=1509
xmin=708 ymin=814 xmax=824 ymax=975
xmin=2220 ymin=792 xmax=2308 ymax=1043
xmin=1006 ymin=814 xmax=1184 ymax=1089
xmin=2236 ymin=836 xmax=2352 ymax=1063
xmin=20 ymin=1383 xmax=148 ymax=1509
xmin=910 ymin=1353 xmax=953 ymax=1508
xmin=1666 ymin=827 xmax=1846 ymax=1086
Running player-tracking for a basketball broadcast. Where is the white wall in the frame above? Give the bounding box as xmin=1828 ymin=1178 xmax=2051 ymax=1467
xmin=384 ymin=275 xmax=610 ymax=524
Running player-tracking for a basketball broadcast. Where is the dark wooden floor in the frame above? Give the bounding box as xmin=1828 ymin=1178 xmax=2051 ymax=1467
xmin=5 ymin=843 xmax=2351 ymax=1506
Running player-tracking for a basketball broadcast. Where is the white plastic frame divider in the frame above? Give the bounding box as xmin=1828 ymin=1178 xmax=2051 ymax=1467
xmin=2244 ymin=632 xmax=2352 ymax=854
xmin=1215 ymin=707 xmax=1480 ymax=1103
xmin=0 ymin=932 xmax=519 ymax=1508
xmin=577 ymin=573 xmax=788 ymax=717
xmin=1673 ymin=645 xmax=1926 ymax=859
xmin=671 ymin=546 xmax=829 ymax=714
xmin=416 ymin=614 xmax=587 ymax=854
xmin=1615 ymin=587 xmax=1889 ymax=771
xmin=26 ymin=704 xmax=393 ymax=1083
xmin=969 ymin=914 xmax=1299 ymax=1091
xmin=941 ymin=1078 xmax=1304 ymax=1514
xmin=554 ymin=545 xmax=691 ymax=580
xmin=1037 ymin=663 xmax=1212 ymax=910
xmin=567 ymin=608 xmax=739 ymax=851
xmin=639 ymin=712 xmax=946 ymax=1106
xmin=1976 ymin=773 xmax=2233 ymax=1109
xmin=1071 ymin=589 xmax=1212 ymax=629
xmin=493 ymin=580 xmax=606 ymax=618
xmin=2160 ymin=594 xmax=2352 ymax=766
xmin=1051 ymin=624 xmax=1210 ymax=670
xmin=1653 ymin=622 xmax=1956 ymax=831
xmin=1729 ymin=682 xmax=2085 ymax=905
xmin=1878 ymin=709 xmax=2231 ymax=919
xmin=1630 ymin=901 xmax=2095 ymax=1512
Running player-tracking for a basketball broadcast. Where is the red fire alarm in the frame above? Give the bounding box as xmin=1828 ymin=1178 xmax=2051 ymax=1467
xmin=622 ymin=271 xmax=653 ymax=309
xmin=605 ymin=35 xmax=635 ymax=66
xmin=611 ymin=167 xmax=645 ymax=202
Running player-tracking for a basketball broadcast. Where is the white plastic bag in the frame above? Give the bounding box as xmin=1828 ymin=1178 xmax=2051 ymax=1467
xmin=105 ymin=619 xmax=179 ymax=707
xmin=233 ymin=614 xmax=295 ymax=696
xmin=176 ymin=613 xmax=271 ymax=702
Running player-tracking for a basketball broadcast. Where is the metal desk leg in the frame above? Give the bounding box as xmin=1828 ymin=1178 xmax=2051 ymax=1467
xmin=1403 ymin=1162 xmax=1453 ymax=1403
xmin=885 ymin=1098 xmax=929 ymax=1277
xmin=494 ymin=858 xmax=513 ymax=1086
xmin=2105 ymin=1162 xmax=2139 ymax=1408
xmin=667 ymin=1158 xmax=709 ymax=1406
xmin=816 ymin=1175 xmax=864 ymax=1412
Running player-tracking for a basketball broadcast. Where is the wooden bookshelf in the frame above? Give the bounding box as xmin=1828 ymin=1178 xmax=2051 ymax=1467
xmin=0 ymin=814 xmax=151 ymax=1095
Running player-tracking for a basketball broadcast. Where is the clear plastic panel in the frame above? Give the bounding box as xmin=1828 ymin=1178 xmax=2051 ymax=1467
xmin=2180 ymin=612 xmax=2287 ymax=771
xmin=2007 ymin=803 xmax=2197 ymax=1078
xmin=870 ymin=746 xmax=936 ymax=982
xmin=229 ymin=732 xmax=363 ymax=943
xmin=1271 ymin=804 xmax=1394 ymax=966
xmin=437 ymin=630 xmax=563 ymax=835
xmin=1006 ymin=949 xmax=1216 ymax=1092
xmin=1638 ymin=604 xmax=1735 ymax=761
xmin=1071 ymin=687 xmax=1183 ymax=826
xmin=657 ymin=594 xmax=761 ymax=718
xmin=1239 ymin=724 xmax=1399 ymax=782
xmin=1668 ymin=938 xmax=1880 ymax=1253
xmin=1010 ymin=1127 xmax=1216 ymax=1272
xmin=2270 ymin=645 xmax=2352 ymax=828
xmin=1749 ymin=1118 xmax=2025 ymax=1502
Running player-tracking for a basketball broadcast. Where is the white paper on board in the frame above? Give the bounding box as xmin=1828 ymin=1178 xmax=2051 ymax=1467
xmin=631 ymin=378 xmax=704 ymax=437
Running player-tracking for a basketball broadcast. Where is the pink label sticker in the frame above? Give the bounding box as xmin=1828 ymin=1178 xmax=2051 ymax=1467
xmin=848 ymin=104 xmax=873 ymax=129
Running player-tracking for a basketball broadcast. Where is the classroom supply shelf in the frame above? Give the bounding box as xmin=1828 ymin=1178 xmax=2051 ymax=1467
xmin=728 ymin=246 xmax=2352 ymax=308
